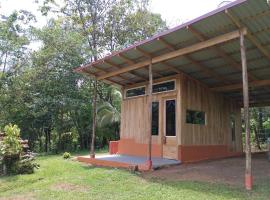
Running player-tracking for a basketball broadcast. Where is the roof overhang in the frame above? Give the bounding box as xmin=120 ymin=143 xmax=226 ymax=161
xmin=75 ymin=0 xmax=270 ymax=107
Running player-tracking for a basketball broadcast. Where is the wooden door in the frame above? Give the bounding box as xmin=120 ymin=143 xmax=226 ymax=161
xmin=162 ymin=99 xmax=178 ymax=160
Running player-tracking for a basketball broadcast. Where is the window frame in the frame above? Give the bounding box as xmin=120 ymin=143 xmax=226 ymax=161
xmin=151 ymin=101 xmax=159 ymax=136
xmin=152 ymin=80 xmax=176 ymax=94
xmin=186 ymin=109 xmax=206 ymax=125
xmin=124 ymin=79 xmax=176 ymax=99
xmin=125 ymin=86 xmax=146 ymax=99
xmin=164 ymin=98 xmax=176 ymax=137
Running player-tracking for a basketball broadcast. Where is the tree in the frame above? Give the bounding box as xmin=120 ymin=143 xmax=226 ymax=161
xmin=0 ymin=0 xmax=167 ymax=154
xmin=40 ymin=0 xmax=167 ymax=154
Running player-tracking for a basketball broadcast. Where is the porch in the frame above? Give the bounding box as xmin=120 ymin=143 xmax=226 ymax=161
xmin=77 ymin=154 xmax=180 ymax=171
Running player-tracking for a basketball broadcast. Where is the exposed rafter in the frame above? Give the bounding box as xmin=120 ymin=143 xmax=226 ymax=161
xmin=79 ymin=68 xmax=124 ymax=87
xmin=118 ymin=53 xmax=163 ymax=78
xmin=97 ymin=29 xmax=246 ymax=80
xmin=91 ymin=63 xmax=135 ymax=85
xmin=135 ymin=46 xmax=182 ymax=74
xmin=157 ymin=37 xmax=231 ymax=84
xmin=225 ymin=10 xmax=270 ymax=62
xmin=211 ymin=79 xmax=270 ymax=92
xmin=105 ymin=60 xmax=148 ymax=81
xmin=186 ymin=25 xmax=258 ymax=81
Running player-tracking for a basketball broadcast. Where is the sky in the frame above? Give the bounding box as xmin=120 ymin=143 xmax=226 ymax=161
xmin=0 ymin=0 xmax=235 ymax=27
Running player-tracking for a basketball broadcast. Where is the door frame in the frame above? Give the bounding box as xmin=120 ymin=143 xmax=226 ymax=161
xmin=162 ymin=97 xmax=178 ymax=159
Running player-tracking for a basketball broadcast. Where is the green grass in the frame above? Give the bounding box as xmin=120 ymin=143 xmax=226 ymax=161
xmin=0 ymin=154 xmax=269 ymax=200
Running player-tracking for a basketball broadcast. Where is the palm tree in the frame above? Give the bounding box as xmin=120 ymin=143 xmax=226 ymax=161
xmin=97 ymin=102 xmax=120 ymax=128
xmin=97 ymin=86 xmax=122 ymax=139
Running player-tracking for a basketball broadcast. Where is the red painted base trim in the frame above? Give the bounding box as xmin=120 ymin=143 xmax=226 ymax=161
xmin=178 ymin=145 xmax=243 ymax=163
xmin=118 ymin=139 xmax=162 ymax=157
xmin=77 ymin=156 xmax=152 ymax=171
xmin=245 ymin=173 xmax=253 ymax=190
xmin=109 ymin=141 xmax=119 ymax=154
xmin=77 ymin=156 xmax=133 ymax=169
xmin=90 ymin=154 xmax=95 ymax=158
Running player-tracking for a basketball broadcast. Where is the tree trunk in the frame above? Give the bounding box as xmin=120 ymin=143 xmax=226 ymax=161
xmin=45 ymin=127 xmax=48 ymax=153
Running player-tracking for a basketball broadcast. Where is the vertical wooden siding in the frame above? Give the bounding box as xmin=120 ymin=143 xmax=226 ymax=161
xmin=179 ymin=75 xmax=242 ymax=151
xmin=120 ymin=75 xmax=180 ymax=145
xmin=120 ymin=74 xmax=242 ymax=152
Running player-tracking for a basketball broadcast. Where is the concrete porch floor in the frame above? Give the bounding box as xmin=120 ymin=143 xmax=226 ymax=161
xmin=77 ymin=154 xmax=181 ymax=170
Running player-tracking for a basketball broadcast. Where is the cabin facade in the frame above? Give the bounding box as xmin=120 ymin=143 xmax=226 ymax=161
xmin=116 ymin=74 xmax=242 ymax=162
xmin=76 ymin=0 xmax=270 ymax=189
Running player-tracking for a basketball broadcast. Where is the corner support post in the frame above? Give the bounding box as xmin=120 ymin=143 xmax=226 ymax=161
xmin=147 ymin=60 xmax=153 ymax=170
xmin=240 ymin=30 xmax=252 ymax=190
xmin=90 ymin=78 xmax=98 ymax=158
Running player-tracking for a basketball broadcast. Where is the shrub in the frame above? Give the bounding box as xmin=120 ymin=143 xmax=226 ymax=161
xmin=15 ymin=154 xmax=40 ymax=174
xmin=63 ymin=152 xmax=71 ymax=159
xmin=0 ymin=124 xmax=22 ymax=174
xmin=0 ymin=124 xmax=39 ymax=175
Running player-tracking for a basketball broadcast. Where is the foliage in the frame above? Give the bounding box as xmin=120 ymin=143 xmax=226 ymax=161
xmin=0 ymin=124 xmax=22 ymax=157
xmin=0 ymin=124 xmax=39 ymax=175
xmin=62 ymin=152 xmax=71 ymax=159
xmin=13 ymin=154 xmax=40 ymax=174
xmin=0 ymin=0 xmax=167 ymax=154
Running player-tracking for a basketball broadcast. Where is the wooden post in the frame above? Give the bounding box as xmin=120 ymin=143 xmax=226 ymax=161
xmin=90 ymin=79 xmax=98 ymax=158
xmin=147 ymin=60 xmax=153 ymax=170
xmin=240 ymin=31 xmax=252 ymax=190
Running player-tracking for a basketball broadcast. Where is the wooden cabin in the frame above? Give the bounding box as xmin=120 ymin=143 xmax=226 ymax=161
xmin=117 ymin=74 xmax=242 ymax=162
xmin=76 ymin=0 xmax=270 ymax=169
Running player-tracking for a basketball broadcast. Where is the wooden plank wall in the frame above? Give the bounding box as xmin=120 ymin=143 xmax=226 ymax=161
xmin=179 ymin=75 xmax=242 ymax=152
xmin=120 ymin=75 xmax=180 ymax=145
xmin=120 ymin=74 xmax=242 ymax=152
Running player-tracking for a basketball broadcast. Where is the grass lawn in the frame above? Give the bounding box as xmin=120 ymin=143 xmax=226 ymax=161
xmin=0 ymin=154 xmax=269 ymax=200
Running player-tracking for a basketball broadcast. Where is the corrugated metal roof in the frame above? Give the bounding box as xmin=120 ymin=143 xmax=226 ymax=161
xmin=75 ymin=0 xmax=270 ymax=106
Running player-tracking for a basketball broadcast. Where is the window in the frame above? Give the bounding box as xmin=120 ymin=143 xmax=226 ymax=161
xmin=186 ymin=110 xmax=205 ymax=125
xmin=166 ymin=100 xmax=176 ymax=136
xmin=153 ymin=81 xmax=175 ymax=93
xmin=230 ymin=113 xmax=236 ymax=141
xmin=126 ymin=87 xmax=145 ymax=98
xmin=152 ymin=102 xmax=159 ymax=135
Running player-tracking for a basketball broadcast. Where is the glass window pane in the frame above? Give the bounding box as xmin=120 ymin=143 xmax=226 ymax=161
xmin=166 ymin=100 xmax=176 ymax=136
xmin=186 ymin=110 xmax=205 ymax=125
xmin=153 ymin=81 xmax=175 ymax=93
xmin=126 ymin=87 xmax=145 ymax=98
xmin=152 ymin=102 xmax=159 ymax=135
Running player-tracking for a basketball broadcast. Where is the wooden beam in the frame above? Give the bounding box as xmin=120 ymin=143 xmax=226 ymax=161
xmin=105 ymin=60 xmax=148 ymax=81
xmin=248 ymin=101 xmax=270 ymax=107
xmin=187 ymin=25 xmax=258 ymax=81
xmin=158 ymin=37 xmax=231 ymax=84
xmin=97 ymin=29 xmax=246 ymax=80
xmin=225 ymin=10 xmax=270 ymax=62
xmin=118 ymin=53 xmax=163 ymax=78
xmin=136 ymin=46 xmax=185 ymax=76
xmin=240 ymin=30 xmax=252 ymax=191
xmin=83 ymin=63 xmax=126 ymax=83
xmin=80 ymin=68 xmax=124 ymax=87
xmin=135 ymin=47 xmax=152 ymax=58
xmin=211 ymin=80 xmax=270 ymax=92
xmin=147 ymin=61 xmax=153 ymax=170
xmin=90 ymin=78 xmax=97 ymax=158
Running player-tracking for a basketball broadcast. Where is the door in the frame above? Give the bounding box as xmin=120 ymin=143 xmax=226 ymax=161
xmin=162 ymin=99 xmax=178 ymax=159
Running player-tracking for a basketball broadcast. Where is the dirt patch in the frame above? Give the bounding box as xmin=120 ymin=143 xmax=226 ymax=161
xmin=0 ymin=193 xmax=35 ymax=200
xmin=51 ymin=182 xmax=89 ymax=192
xmin=142 ymin=153 xmax=270 ymax=186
